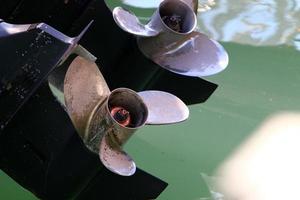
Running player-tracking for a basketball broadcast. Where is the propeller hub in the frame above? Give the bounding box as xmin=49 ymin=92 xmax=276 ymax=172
xmin=162 ymin=14 xmax=183 ymax=32
xmin=158 ymin=0 xmax=196 ymax=34
xmin=110 ymin=106 xmax=131 ymax=127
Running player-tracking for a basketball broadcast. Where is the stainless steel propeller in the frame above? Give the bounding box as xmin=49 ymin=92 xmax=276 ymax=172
xmin=64 ymin=56 xmax=189 ymax=176
xmin=113 ymin=0 xmax=228 ymax=77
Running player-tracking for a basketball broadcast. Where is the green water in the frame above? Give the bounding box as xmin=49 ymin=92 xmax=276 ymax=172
xmin=1 ymin=0 xmax=300 ymax=199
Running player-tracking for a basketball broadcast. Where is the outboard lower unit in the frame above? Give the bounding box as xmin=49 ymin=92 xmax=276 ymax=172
xmin=0 ymin=21 xmax=167 ymax=200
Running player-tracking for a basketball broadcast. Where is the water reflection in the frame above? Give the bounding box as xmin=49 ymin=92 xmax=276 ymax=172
xmin=198 ymin=0 xmax=300 ymax=47
xmin=115 ymin=0 xmax=300 ymax=50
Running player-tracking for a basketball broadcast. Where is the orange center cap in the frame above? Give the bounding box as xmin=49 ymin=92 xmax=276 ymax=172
xmin=110 ymin=106 xmax=131 ymax=127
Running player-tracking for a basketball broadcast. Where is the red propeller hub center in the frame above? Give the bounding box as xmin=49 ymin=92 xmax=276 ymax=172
xmin=110 ymin=106 xmax=131 ymax=127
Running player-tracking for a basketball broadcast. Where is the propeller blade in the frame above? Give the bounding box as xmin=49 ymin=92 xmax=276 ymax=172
xmin=64 ymin=56 xmax=110 ymax=135
xmin=113 ymin=7 xmax=159 ymax=37
xmin=138 ymin=91 xmax=189 ymax=125
xmin=140 ymin=31 xmax=229 ymax=77
xmin=99 ymin=133 xmax=136 ymax=176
